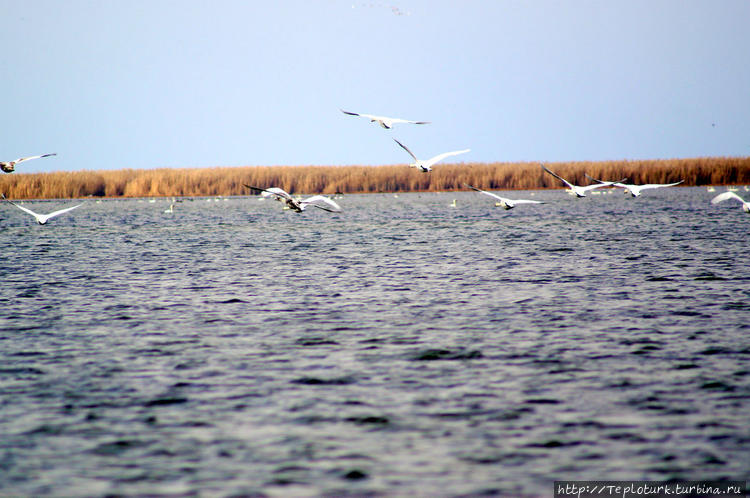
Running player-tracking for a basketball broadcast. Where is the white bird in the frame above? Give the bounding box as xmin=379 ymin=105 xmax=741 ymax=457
xmin=1 ymin=153 xmax=57 ymax=173
xmin=1 ymin=194 xmax=82 ymax=224
xmin=610 ymin=180 xmax=684 ymax=197
xmin=244 ymin=185 xmax=341 ymax=213
xmin=541 ymin=164 xmax=621 ymax=197
xmin=711 ymin=191 xmax=750 ymax=212
xmin=340 ymin=109 xmax=429 ymax=129
xmin=393 ymin=139 xmax=470 ymax=172
xmin=464 ymin=184 xmax=544 ymax=210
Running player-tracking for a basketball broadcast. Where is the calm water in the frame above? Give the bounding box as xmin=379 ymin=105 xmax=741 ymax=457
xmin=1 ymin=188 xmax=748 ymax=497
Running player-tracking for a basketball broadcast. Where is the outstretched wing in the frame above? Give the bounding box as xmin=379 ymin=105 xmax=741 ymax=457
xmin=243 ymin=184 xmax=293 ymax=202
xmin=341 ymin=109 xmax=385 ymax=122
xmin=584 ymin=173 xmax=628 ymax=185
xmin=578 ymin=183 xmax=611 ymax=193
xmin=639 ymin=181 xmax=684 ymax=190
xmin=15 ymin=153 xmax=57 ymax=164
xmin=541 ymin=164 xmax=575 ymax=189
xmin=423 ymin=148 xmax=470 ymax=168
xmin=511 ymin=199 xmax=544 ymax=205
xmin=300 ymin=195 xmax=341 ymax=212
xmin=393 ymin=139 xmax=419 ymax=162
xmin=388 ymin=117 xmax=430 ymax=126
xmin=46 ymin=203 xmax=83 ymax=220
xmin=1 ymin=194 xmax=42 ymax=218
xmin=711 ymin=191 xmax=745 ymax=205
xmin=464 ymin=183 xmax=504 ymax=202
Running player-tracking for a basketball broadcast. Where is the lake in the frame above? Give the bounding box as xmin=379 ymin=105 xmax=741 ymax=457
xmin=1 ymin=187 xmax=748 ymax=496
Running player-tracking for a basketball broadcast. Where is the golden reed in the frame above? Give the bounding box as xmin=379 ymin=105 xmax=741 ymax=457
xmin=1 ymin=157 xmax=748 ymax=199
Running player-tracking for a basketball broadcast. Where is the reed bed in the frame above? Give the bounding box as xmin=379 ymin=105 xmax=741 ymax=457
xmin=1 ymin=157 xmax=748 ymax=199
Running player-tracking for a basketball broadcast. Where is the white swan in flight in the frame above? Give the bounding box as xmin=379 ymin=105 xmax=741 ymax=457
xmin=464 ymin=184 xmax=544 ymax=210
xmin=1 ymin=194 xmax=82 ymax=224
xmin=1 ymin=153 xmax=57 ymax=173
xmin=340 ymin=109 xmax=429 ymax=129
xmin=711 ymin=191 xmax=750 ymax=212
xmin=244 ymin=185 xmax=341 ymax=213
xmin=393 ymin=139 xmax=470 ymax=172
xmin=610 ymin=180 xmax=684 ymax=197
xmin=541 ymin=164 xmax=622 ymax=197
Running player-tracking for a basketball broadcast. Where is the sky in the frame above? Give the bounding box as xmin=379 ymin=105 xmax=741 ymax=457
xmin=2 ymin=0 xmax=749 ymax=174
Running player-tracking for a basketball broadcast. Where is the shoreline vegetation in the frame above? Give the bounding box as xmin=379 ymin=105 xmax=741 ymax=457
xmin=1 ymin=157 xmax=748 ymax=199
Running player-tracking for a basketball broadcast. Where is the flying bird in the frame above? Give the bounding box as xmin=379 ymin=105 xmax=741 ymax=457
xmin=340 ymin=109 xmax=429 ymax=129
xmin=464 ymin=184 xmax=544 ymax=210
xmin=244 ymin=185 xmax=341 ymax=213
xmin=711 ymin=191 xmax=750 ymax=212
xmin=540 ymin=164 xmax=622 ymax=197
xmin=1 ymin=194 xmax=82 ymax=224
xmin=393 ymin=139 xmax=470 ymax=172
xmin=610 ymin=180 xmax=684 ymax=197
xmin=1 ymin=153 xmax=57 ymax=173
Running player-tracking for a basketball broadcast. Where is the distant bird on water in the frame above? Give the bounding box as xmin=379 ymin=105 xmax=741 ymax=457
xmin=541 ymin=164 xmax=622 ymax=197
xmin=340 ymin=109 xmax=430 ymax=129
xmin=711 ymin=191 xmax=750 ymax=213
xmin=464 ymin=184 xmax=544 ymax=210
xmin=393 ymin=139 xmax=470 ymax=172
xmin=244 ymin=185 xmax=341 ymax=213
xmin=1 ymin=194 xmax=82 ymax=225
xmin=1 ymin=153 xmax=57 ymax=173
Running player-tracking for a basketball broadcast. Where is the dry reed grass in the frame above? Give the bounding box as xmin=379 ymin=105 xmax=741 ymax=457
xmin=1 ymin=157 xmax=748 ymax=199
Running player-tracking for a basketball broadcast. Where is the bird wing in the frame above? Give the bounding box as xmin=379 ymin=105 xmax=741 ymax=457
xmin=638 ymin=181 xmax=684 ymax=190
xmin=423 ymin=149 xmax=470 ymax=168
xmin=393 ymin=139 xmax=419 ymax=162
xmin=389 ymin=117 xmax=430 ymax=125
xmin=2 ymin=196 xmax=43 ymax=219
xmin=340 ymin=109 xmax=362 ymax=117
xmin=584 ymin=174 xmax=628 ymax=185
xmin=511 ymin=199 xmax=544 ymax=205
xmin=464 ymin=183 xmax=504 ymax=202
xmin=711 ymin=191 xmax=745 ymax=204
xmin=541 ymin=164 xmax=575 ymax=189
xmin=578 ymin=183 xmax=610 ymax=192
xmin=356 ymin=112 xmax=384 ymax=122
xmin=300 ymin=195 xmax=341 ymax=212
xmin=45 ymin=203 xmax=83 ymax=219
xmin=244 ymin=184 xmax=293 ymax=201
xmin=14 ymin=153 xmax=57 ymax=164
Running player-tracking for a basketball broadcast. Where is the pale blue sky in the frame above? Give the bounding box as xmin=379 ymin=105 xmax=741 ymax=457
xmin=2 ymin=0 xmax=749 ymax=173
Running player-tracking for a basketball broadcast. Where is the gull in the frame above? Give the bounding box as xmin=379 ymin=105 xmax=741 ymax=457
xmin=541 ymin=164 xmax=622 ymax=197
xmin=1 ymin=194 xmax=82 ymax=224
xmin=711 ymin=191 xmax=750 ymax=212
xmin=1 ymin=153 xmax=57 ymax=173
xmin=464 ymin=183 xmax=544 ymax=210
xmin=244 ymin=185 xmax=341 ymax=213
xmin=340 ymin=109 xmax=429 ymax=129
xmin=609 ymin=180 xmax=684 ymax=197
xmin=393 ymin=139 xmax=470 ymax=172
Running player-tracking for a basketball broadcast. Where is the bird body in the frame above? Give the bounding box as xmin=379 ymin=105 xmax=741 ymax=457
xmin=1 ymin=194 xmax=82 ymax=224
xmin=464 ymin=184 xmax=544 ymax=210
xmin=711 ymin=191 xmax=750 ymax=212
xmin=244 ymin=185 xmax=341 ymax=213
xmin=340 ymin=109 xmax=429 ymax=129
xmin=1 ymin=153 xmax=57 ymax=173
xmin=393 ymin=139 xmax=469 ymax=172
